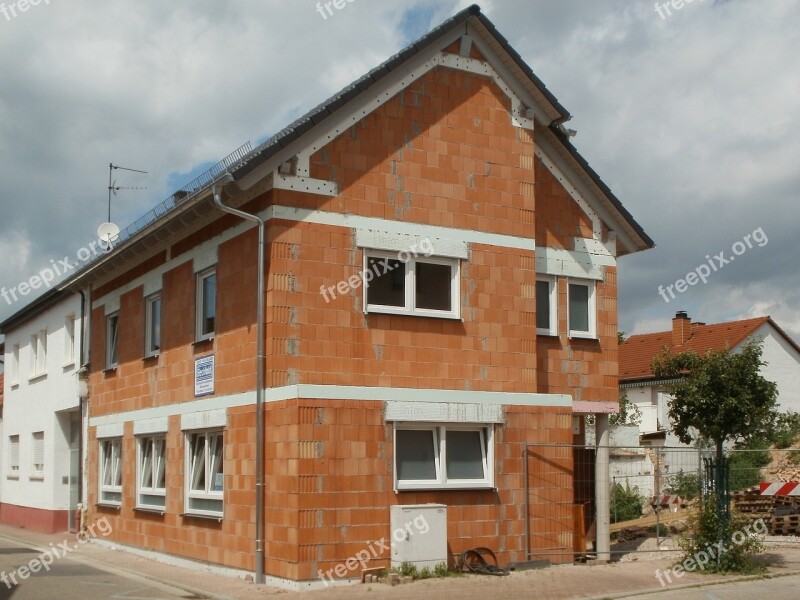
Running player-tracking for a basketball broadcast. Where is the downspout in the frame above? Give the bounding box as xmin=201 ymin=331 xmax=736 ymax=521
xmin=212 ymin=175 xmax=266 ymax=585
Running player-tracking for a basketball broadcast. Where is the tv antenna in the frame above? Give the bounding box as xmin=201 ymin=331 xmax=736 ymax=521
xmin=107 ymin=163 xmax=148 ymax=222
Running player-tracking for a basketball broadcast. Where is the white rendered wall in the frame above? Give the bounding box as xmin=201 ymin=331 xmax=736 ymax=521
xmin=746 ymin=324 xmax=800 ymax=414
xmin=1 ymin=294 xmax=82 ymax=512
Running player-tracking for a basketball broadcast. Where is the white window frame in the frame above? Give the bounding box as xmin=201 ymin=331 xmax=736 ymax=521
xmin=393 ymin=423 xmax=494 ymax=491
xmin=184 ymin=429 xmax=224 ymax=517
xmin=145 ymin=293 xmax=162 ymax=358
xmin=106 ymin=313 xmax=119 ymax=369
xmin=137 ymin=435 xmax=166 ymax=510
xmin=64 ymin=314 xmax=76 ymax=367
xmin=99 ymin=438 xmax=122 ymax=506
xmin=567 ymin=279 xmax=597 ymax=339
xmin=10 ymin=344 xmax=20 ymax=386
xmin=363 ymin=251 xmax=460 ymax=319
xmin=8 ymin=435 xmax=20 ymax=477
xmin=195 ymin=268 xmax=216 ymax=342
xmin=28 ymin=330 xmax=47 ymax=379
xmin=536 ymin=277 xmax=558 ymax=336
xmin=31 ymin=431 xmax=44 ymax=479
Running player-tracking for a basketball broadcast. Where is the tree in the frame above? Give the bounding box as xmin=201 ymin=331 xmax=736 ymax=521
xmin=609 ymin=390 xmax=642 ymax=427
xmin=651 ymin=339 xmax=778 ymax=463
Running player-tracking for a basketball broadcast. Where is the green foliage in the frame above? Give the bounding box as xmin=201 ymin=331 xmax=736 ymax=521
xmin=610 ymin=390 xmax=643 ymax=427
xmin=668 ymin=470 xmax=700 ymax=500
xmin=651 ymin=522 xmax=669 ymax=537
xmin=728 ymin=447 xmax=771 ymax=491
xmin=610 ymin=482 xmax=644 ymax=523
xmin=679 ymin=495 xmax=765 ymax=574
xmin=788 ymin=450 xmax=800 ymax=465
xmin=771 ymin=412 xmax=800 ymax=449
xmin=652 ymin=340 xmax=778 ymax=459
xmin=393 ymin=562 xmax=454 ymax=580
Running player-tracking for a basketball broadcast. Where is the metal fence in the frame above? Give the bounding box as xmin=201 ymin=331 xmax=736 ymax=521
xmin=523 ymin=444 xmax=800 ymax=564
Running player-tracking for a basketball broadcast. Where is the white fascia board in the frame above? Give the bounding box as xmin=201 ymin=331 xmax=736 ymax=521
xmin=271 ymin=205 xmax=534 ymax=251
xmin=92 ymin=204 xmax=533 ymax=313
xmin=89 ymin=385 xmax=571 ymax=427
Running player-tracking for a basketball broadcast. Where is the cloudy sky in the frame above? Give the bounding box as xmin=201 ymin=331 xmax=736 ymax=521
xmin=1 ymin=0 xmax=798 ymax=341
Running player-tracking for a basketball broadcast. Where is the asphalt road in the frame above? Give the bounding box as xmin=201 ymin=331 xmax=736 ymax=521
xmin=0 ymin=538 xmax=203 ymax=600
xmin=624 ymin=573 xmax=800 ymax=599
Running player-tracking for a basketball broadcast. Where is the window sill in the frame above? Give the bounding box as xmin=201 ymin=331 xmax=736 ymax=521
xmin=63 ymin=361 xmax=76 ymax=370
xmin=568 ymin=334 xmax=599 ymax=342
xmin=395 ymin=483 xmax=496 ymax=492
xmin=6 ymin=474 xmax=19 ymax=480
xmin=134 ymin=506 xmax=166 ymax=516
xmin=536 ymin=330 xmax=558 ymax=337
xmin=29 ymin=475 xmax=44 ymax=482
xmin=96 ymin=503 xmax=122 ymax=510
xmin=28 ymin=373 xmax=47 ymax=383
xmin=104 ymin=366 xmax=118 ymax=373
xmin=193 ymin=337 xmax=214 ymax=346
xmin=366 ymin=308 xmax=461 ymax=320
xmin=143 ymin=354 xmax=160 ymax=362
xmin=181 ymin=512 xmax=223 ymax=523
xmin=10 ymin=383 xmax=19 ymax=389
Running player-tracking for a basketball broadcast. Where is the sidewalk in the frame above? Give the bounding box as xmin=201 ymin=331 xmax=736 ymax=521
xmin=2 ymin=522 xmax=800 ymax=599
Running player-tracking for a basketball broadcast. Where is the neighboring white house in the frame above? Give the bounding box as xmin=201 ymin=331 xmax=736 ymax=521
xmin=0 ymin=291 xmax=85 ymax=533
xmin=621 ymin=311 xmax=800 ymax=442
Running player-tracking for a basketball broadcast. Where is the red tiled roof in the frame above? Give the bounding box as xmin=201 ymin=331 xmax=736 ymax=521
xmin=620 ymin=317 xmax=772 ymax=381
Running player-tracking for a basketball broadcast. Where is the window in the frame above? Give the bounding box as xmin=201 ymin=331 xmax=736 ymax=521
xmin=364 ymin=252 xmax=460 ymax=318
xmin=32 ymin=432 xmax=44 ymax=477
xmin=196 ymin=269 xmax=216 ymax=341
xmin=185 ymin=430 xmax=223 ymax=516
xmin=145 ymin=293 xmax=161 ymax=358
xmin=536 ymin=277 xmax=557 ymax=336
xmin=29 ymin=330 xmax=47 ymax=378
xmin=99 ymin=438 xmax=122 ymax=505
xmin=394 ymin=424 xmax=493 ymax=490
xmin=137 ymin=436 xmax=166 ymax=509
xmin=10 ymin=344 xmax=20 ymax=386
xmin=8 ymin=436 xmax=20 ymax=476
xmin=64 ymin=315 xmax=76 ymax=366
xmin=106 ymin=313 xmax=119 ymax=369
xmin=568 ymin=280 xmax=596 ymax=338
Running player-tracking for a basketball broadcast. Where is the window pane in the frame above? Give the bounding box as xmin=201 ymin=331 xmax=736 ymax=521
xmin=202 ymin=274 xmax=216 ymax=335
xmin=209 ymin=433 xmax=223 ymax=492
xmin=154 ymin=439 xmax=166 ymax=489
xmin=536 ymin=280 xmax=551 ymax=330
xmin=108 ymin=316 xmax=119 ymax=365
xmin=141 ymin=440 xmax=153 ymax=488
xmin=149 ymin=297 xmax=161 ymax=352
xmin=190 ymin=434 xmax=206 ymax=492
xmin=446 ymin=430 xmax=485 ymax=480
xmin=366 ymin=258 xmax=405 ymax=307
xmin=396 ymin=430 xmax=437 ymax=480
xmin=415 ymin=262 xmax=452 ymax=311
xmin=102 ymin=442 xmax=112 ymax=486
xmin=112 ymin=441 xmax=122 ymax=486
xmin=568 ymin=283 xmax=590 ymax=332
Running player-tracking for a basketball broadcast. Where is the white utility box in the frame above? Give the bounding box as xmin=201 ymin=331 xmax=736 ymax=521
xmin=390 ymin=504 xmax=447 ymax=570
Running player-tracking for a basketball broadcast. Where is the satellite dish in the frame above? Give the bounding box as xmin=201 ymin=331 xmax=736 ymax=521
xmin=97 ymin=222 xmax=121 ymax=244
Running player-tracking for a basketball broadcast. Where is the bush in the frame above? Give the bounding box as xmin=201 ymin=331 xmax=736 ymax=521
xmin=610 ymin=482 xmax=644 ymax=523
xmin=433 ymin=562 xmax=449 ymax=577
xmin=679 ymin=495 xmax=765 ymax=574
xmin=728 ymin=448 xmax=771 ymax=491
xmin=651 ymin=522 xmax=669 ymax=537
xmin=669 ymin=470 xmax=700 ymax=500
xmin=772 ymin=412 xmax=800 ymax=449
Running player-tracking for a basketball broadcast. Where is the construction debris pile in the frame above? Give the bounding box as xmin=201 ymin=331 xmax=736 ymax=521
xmin=733 ymin=487 xmax=800 ymax=535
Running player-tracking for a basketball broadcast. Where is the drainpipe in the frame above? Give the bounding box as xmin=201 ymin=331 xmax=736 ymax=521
xmin=212 ymin=175 xmax=266 ymax=585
